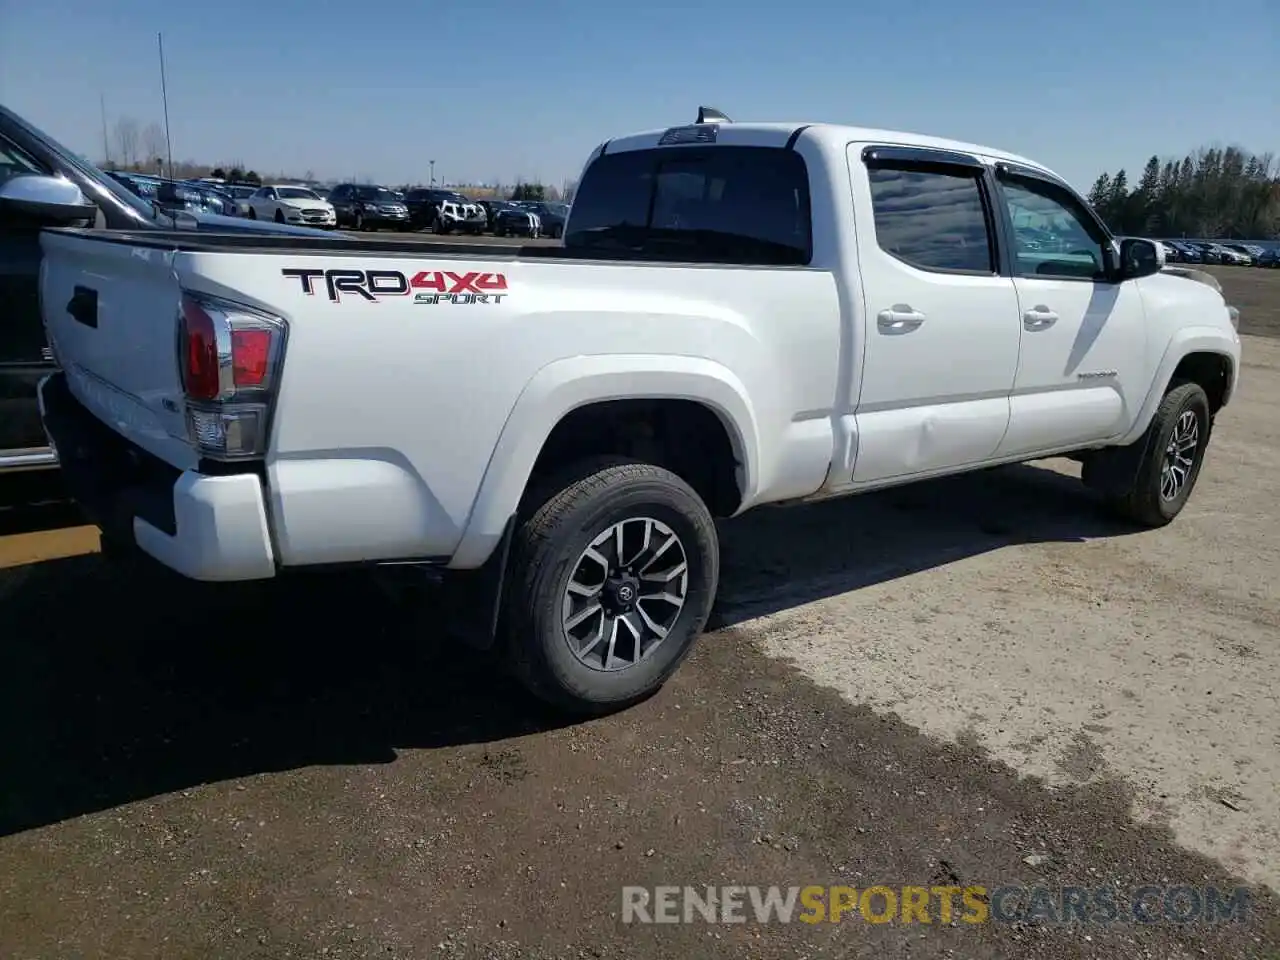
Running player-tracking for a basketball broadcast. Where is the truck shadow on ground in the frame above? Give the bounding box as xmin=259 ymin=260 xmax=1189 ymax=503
xmin=711 ymin=460 xmax=1136 ymax=627
xmin=0 ymin=460 xmax=1136 ymax=834
xmin=0 ymin=472 xmax=85 ymax=538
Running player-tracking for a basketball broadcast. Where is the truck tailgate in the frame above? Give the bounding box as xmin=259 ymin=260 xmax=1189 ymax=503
xmin=41 ymin=230 xmax=197 ymax=471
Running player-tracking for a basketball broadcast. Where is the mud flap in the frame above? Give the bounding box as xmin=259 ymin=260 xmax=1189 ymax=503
xmin=1083 ymin=431 xmax=1152 ymax=498
xmin=370 ymin=517 xmax=515 ymax=652
xmin=439 ymin=515 xmax=515 ymax=652
xmin=1083 ymin=411 xmax=1214 ymax=498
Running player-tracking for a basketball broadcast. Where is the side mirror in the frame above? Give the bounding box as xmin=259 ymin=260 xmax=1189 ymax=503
xmin=0 ymin=174 xmax=97 ymax=226
xmin=1118 ymin=237 xmax=1165 ymax=280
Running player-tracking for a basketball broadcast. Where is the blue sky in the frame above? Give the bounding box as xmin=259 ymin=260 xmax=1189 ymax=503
xmin=1 ymin=0 xmax=1276 ymax=191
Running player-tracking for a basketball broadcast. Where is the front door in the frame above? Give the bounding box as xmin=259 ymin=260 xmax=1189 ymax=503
xmin=0 ymin=133 xmax=58 ymax=456
xmin=843 ymin=145 xmax=1021 ymax=486
xmin=992 ymin=169 xmax=1150 ymax=458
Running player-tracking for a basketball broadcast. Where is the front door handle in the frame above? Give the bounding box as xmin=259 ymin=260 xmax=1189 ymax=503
xmin=1023 ymin=306 xmax=1059 ymax=330
xmin=877 ymin=306 xmax=926 ymax=334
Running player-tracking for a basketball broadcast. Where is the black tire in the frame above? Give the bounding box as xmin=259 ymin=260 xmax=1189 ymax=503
xmin=1101 ymin=381 xmax=1211 ymax=527
xmin=247 ymin=208 xmax=257 ymax=219
xmin=354 ymin=211 xmax=364 ymax=231
xmin=503 ymin=458 xmax=719 ymax=715
xmin=274 ymin=210 xmax=285 ymax=223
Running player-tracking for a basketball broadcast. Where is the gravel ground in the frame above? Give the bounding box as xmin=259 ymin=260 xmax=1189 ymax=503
xmin=719 ymin=335 xmax=1280 ymax=893
xmin=1207 ymin=266 xmax=1280 ymax=339
xmin=0 ymin=328 xmax=1277 ymax=958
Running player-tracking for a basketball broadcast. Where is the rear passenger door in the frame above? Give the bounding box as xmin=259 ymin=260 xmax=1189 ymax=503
xmin=844 ymin=145 xmax=1021 ymax=485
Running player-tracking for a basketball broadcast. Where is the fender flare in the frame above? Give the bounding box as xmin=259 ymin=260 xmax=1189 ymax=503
xmin=1116 ymin=326 xmax=1239 ymax=446
xmin=448 ymin=354 xmax=761 ymax=569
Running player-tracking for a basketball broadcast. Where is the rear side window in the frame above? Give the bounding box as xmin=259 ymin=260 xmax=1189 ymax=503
xmin=867 ymin=166 xmax=995 ymax=274
xmin=566 ymin=146 xmax=812 ymax=265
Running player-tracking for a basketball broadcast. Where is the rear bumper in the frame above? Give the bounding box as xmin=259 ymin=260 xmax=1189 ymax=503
xmin=38 ymin=373 xmax=276 ymax=581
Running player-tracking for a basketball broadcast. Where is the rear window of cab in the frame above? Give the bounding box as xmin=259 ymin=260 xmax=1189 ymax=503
xmin=565 ymin=146 xmax=812 ymax=266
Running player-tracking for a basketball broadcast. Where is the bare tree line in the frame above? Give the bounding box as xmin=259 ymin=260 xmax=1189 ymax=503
xmin=101 ymin=115 xmax=579 ymax=199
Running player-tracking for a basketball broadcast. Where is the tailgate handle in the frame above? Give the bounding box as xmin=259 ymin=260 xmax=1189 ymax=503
xmin=67 ymin=286 xmax=98 ymax=329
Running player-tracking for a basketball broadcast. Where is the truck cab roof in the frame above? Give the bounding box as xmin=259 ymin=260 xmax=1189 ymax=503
xmin=601 ymin=121 xmax=1061 ymax=184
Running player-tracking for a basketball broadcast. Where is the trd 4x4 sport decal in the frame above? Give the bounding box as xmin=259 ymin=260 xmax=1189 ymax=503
xmin=281 ymin=268 xmax=508 ymax=304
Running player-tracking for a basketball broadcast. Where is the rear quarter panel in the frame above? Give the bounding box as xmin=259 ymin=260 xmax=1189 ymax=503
xmin=178 ymin=251 xmax=842 ymax=565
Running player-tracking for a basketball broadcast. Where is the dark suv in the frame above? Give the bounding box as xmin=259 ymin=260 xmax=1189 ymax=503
xmin=328 ymin=183 xmax=410 ymax=231
xmin=404 ymin=188 xmax=487 ymax=234
xmin=519 ymin=201 xmax=570 ymax=239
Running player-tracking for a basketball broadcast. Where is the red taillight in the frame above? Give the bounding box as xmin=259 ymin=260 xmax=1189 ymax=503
xmin=177 ymin=292 xmax=286 ymax=462
xmin=180 ymin=297 xmax=220 ymax=401
xmin=232 ymin=329 xmax=271 ymax=388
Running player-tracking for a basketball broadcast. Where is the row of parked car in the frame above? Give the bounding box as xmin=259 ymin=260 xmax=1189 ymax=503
xmin=103 ymin=172 xmax=573 ymax=239
xmin=90 ymin=172 xmax=1280 ymax=265
xmin=1158 ymin=239 xmax=1280 ymax=267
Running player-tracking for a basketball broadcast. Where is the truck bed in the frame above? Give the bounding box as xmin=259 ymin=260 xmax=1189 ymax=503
xmin=42 ymin=228 xmax=617 ymax=263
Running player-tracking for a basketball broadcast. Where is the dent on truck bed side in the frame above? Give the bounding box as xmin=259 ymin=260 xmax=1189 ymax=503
xmin=447 ymin=354 xmax=763 ymax=569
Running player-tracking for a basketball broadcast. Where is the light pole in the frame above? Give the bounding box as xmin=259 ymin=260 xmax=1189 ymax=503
xmin=158 ymin=33 xmax=174 ymax=178
xmin=429 ymin=160 xmax=435 ymax=186
xmin=99 ymin=93 xmax=111 ymax=166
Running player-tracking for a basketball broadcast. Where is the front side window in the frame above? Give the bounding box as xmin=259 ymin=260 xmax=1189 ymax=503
xmin=1000 ymin=176 xmax=1109 ymax=280
xmin=566 ymin=146 xmax=811 ymax=265
xmin=867 ymin=165 xmax=995 ymax=274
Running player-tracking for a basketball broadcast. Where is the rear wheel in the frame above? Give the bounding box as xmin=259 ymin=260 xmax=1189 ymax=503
xmin=503 ymin=459 xmax=719 ymax=714
xmin=247 ymin=208 xmax=257 ymax=219
xmin=1095 ymin=381 xmax=1211 ymax=527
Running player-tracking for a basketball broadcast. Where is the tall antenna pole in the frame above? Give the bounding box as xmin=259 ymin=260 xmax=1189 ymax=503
xmin=158 ymin=32 xmax=175 ymax=178
xmin=99 ymin=93 xmax=111 ymax=166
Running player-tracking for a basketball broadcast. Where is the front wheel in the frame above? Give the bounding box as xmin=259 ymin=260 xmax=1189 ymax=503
xmin=503 ymin=459 xmax=719 ymax=715
xmin=1094 ymin=381 xmax=1212 ymax=527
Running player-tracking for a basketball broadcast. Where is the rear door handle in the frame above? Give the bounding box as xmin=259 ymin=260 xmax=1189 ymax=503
xmin=1023 ymin=306 xmax=1058 ymax=330
xmin=877 ymin=306 xmax=926 ymax=334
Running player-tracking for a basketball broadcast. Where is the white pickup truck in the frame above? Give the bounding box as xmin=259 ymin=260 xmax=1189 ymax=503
xmin=35 ymin=108 xmax=1241 ymax=713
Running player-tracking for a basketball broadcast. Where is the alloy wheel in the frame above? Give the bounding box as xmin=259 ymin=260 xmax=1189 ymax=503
xmin=1160 ymin=409 xmax=1200 ymax=501
xmin=561 ymin=517 xmax=689 ymax=672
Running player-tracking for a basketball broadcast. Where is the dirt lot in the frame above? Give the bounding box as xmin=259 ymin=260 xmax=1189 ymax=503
xmin=1202 ymin=265 xmax=1280 ymax=338
xmin=1 ymin=302 xmax=1279 ymax=958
